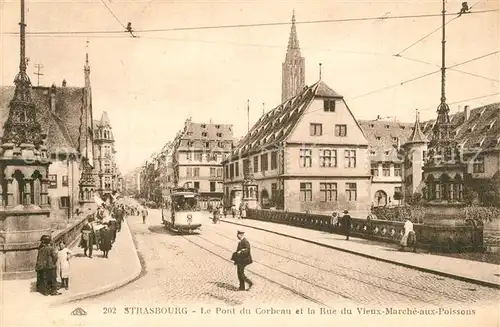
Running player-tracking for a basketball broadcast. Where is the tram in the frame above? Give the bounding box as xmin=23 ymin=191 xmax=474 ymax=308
xmin=162 ymin=187 xmax=203 ymax=233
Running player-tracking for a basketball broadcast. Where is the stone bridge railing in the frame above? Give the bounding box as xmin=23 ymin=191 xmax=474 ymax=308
xmin=247 ymin=209 xmax=484 ymax=253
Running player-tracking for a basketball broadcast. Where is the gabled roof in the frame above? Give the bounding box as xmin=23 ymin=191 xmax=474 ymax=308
xmin=0 ymin=85 xmax=86 ymax=153
xmin=360 ymin=102 xmax=500 ymax=160
xmin=227 ymin=80 xmax=343 ymax=161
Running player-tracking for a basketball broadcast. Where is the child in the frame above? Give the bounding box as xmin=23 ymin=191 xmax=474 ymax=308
xmin=56 ymin=242 xmax=72 ymax=290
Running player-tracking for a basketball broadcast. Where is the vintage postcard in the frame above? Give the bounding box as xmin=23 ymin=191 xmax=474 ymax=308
xmin=0 ymin=0 xmax=499 ymax=326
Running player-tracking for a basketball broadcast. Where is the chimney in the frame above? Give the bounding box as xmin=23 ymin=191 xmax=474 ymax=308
xmin=50 ymin=83 xmax=56 ymax=113
xmin=464 ymin=105 xmax=470 ymax=121
xmin=62 ymin=79 xmax=67 ymax=87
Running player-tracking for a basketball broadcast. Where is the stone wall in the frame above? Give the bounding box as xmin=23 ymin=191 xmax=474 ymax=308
xmin=247 ymin=209 xmax=485 ymax=253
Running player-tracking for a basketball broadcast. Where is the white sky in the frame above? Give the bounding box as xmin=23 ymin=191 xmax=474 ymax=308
xmin=0 ymin=0 xmax=499 ymax=174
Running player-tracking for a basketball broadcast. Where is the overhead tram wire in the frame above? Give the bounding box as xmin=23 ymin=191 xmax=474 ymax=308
xmin=3 ymin=8 xmax=497 ymax=36
xmin=100 ymin=0 xmax=127 ymax=30
xmin=395 ymin=0 xmax=485 ymax=56
xmin=347 ymin=50 xmax=500 ymax=102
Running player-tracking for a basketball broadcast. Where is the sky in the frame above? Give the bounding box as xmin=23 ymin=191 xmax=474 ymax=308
xmin=0 ymin=0 xmax=499 ymax=174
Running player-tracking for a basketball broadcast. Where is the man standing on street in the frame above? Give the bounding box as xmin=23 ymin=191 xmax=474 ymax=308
xmin=232 ymin=231 xmax=253 ymax=291
xmin=142 ymin=207 xmax=148 ymax=224
xmin=341 ymin=210 xmax=352 ymax=240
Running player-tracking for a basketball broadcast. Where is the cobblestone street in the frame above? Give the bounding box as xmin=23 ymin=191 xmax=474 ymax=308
xmin=46 ymin=210 xmax=499 ymax=327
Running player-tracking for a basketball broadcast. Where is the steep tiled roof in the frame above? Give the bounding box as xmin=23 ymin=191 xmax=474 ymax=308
xmin=227 ymin=80 xmax=343 ymax=161
xmin=0 ymin=85 xmax=85 ymax=153
xmin=360 ymin=102 xmax=500 ymax=161
xmin=182 ymin=121 xmax=234 ymax=141
xmin=406 ymin=111 xmax=428 ymax=144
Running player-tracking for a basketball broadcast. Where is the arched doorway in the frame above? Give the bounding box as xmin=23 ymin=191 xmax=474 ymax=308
xmin=374 ymin=190 xmax=387 ymax=206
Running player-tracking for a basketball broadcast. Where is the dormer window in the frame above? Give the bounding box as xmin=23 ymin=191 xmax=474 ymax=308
xmin=392 ymin=137 xmax=397 ymax=142
xmin=187 ymin=141 xmax=193 ymax=147
xmin=385 ymin=125 xmax=390 ymax=129
xmin=215 ymin=125 xmax=220 ymax=129
xmin=400 ymin=126 xmax=405 ymax=130
xmin=202 ymin=132 xmax=208 ymax=137
xmin=323 ymin=99 xmax=336 ymax=112
xmin=216 ymin=132 xmax=223 ymax=137
xmin=369 ymin=124 xmax=375 ymax=128
xmin=204 ymin=142 xmax=210 ymax=148
xmin=375 ymin=136 xmax=381 ymax=141
xmin=201 ymin=124 xmax=206 ymax=128
xmin=384 ymin=151 xmax=389 ymax=155
xmin=370 ymin=150 xmax=376 ymax=155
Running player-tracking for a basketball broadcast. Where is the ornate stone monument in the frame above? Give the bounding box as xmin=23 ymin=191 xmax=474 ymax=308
xmin=0 ymin=0 xmax=52 ymax=278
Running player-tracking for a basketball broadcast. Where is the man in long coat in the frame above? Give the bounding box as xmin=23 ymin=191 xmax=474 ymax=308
xmin=341 ymin=210 xmax=352 ymax=240
xmin=232 ymin=231 xmax=253 ymax=291
xmin=80 ymin=218 xmax=95 ymax=258
xmin=35 ymin=235 xmax=61 ymax=296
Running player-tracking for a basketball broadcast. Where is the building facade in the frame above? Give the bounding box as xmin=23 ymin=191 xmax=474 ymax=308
xmin=93 ymin=112 xmax=120 ymax=196
xmin=223 ymin=80 xmax=372 ymax=213
xmin=172 ymin=119 xmax=234 ymax=208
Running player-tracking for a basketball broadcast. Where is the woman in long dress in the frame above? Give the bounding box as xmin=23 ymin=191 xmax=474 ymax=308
xmin=56 ymin=242 xmax=72 ymax=290
xmin=99 ymin=224 xmax=113 ymax=258
xmin=400 ymin=218 xmax=416 ymax=252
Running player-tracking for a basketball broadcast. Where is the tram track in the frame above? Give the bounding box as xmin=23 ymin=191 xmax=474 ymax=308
xmin=205 ymin=226 xmax=468 ymax=304
xmin=192 ymin=231 xmax=442 ymax=306
xmin=178 ymin=233 xmax=331 ymax=307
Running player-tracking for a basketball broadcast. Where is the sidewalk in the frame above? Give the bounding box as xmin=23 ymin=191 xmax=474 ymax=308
xmin=221 ymin=218 xmax=500 ymax=289
xmin=1 ymin=217 xmax=142 ymax=324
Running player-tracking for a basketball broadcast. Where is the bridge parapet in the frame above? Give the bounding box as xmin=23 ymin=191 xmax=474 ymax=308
xmin=246 ymin=209 xmax=484 ymax=253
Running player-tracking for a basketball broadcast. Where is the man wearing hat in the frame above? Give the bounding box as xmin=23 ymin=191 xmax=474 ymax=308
xmin=341 ymin=210 xmax=352 ymax=240
xmin=35 ymin=235 xmax=61 ymax=296
xmin=232 ymin=231 xmax=253 ymax=291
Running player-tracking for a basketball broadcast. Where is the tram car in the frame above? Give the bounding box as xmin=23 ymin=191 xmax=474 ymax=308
xmin=162 ymin=187 xmax=202 ymax=233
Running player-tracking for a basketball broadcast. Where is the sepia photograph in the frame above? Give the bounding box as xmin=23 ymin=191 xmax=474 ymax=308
xmin=0 ymin=0 xmax=499 ymax=326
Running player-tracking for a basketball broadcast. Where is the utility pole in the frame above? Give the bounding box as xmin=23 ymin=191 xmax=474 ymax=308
xmin=34 ymin=64 xmax=43 ymax=86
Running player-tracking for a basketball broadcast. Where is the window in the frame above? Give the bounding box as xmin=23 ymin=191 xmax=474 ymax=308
xmin=299 ymin=149 xmax=312 ymax=168
xmin=60 ymin=196 xmax=70 ymax=208
xmin=216 ymin=125 xmax=220 ymax=129
xmin=202 ymin=132 xmax=208 ymax=137
xmin=346 ymin=183 xmax=357 ymax=201
xmin=375 ymin=136 xmax=381 ymax=141
xmin=243 ymin=159 xmax=250 ymax=176
xmin=186 ymin=152 xmax=192 ymax=160
xmin=210 ymin=182 xmax=216 ymax=192
xmin=194 ymin=153 xmax=202 ymax=161
xmin=230 ymin=164 xmax=234 ymax=178
xmin=210 ymin=168 xmax=216 ymax=177
xmin=225 ymin=165 xmax=229 ymax=179
xmin=188 ymin=141 xmax=193 ymax=147
xmin=395 ymin=186 xmax=402 ymax=193
xmin=194 ymin=168 xmax=200 ymax=177
xmin=394 ymin=164 xmax=402 ymax=177
xmin=216 ymin=133 xmax=223 ymax=137
xmin=382 ymin=163 xmax=390 ymax=176
xmin=320 ymin=149 xmax=337 ymax=167
xmin=335 ymin=125 xmax=347 ymax=137
xmin=300 ymin=183 xmax=312 ymax=201
xmin=385 ymin=125 xmax=390 ymax=129
xmin=194 ymin=182 xmax=200 ymax=189
xmin=62 ymin=175 xmax=69 ymax=187
xmin=253 ymin=156 xmax=259 ymax=172
xmin=271 ymin=152 xmax=278 ymax=170
xmin=310 ymin=123 xmax=322 ymax=136
xmin=344 ymin=150 xmax=356 ymax=168
xmin=324 ymin=99 xmax=336 ymax=112
xmin=235 ymin=162 xmax=239 ymax=176
xmin=186 ymin=167 xmax=193 ymax=177
xmin=48 ymin=174 xmax=57 ymax=188
xmin=371 ymin=164 xmax=379 ymax=176
xmin=473 ymin=155 xmax=485 ymax=173
xmin=271 ymin=183 xmax=277 ymax=202
xmin=217 ymin=168 xmax=223 ymax=177
xmin=201 ymin=124 xmax=206 ymax=128
xmin=261 ymin=153 xmax=268 ymax=171
xmin=204 ymin=142 xmax=210 ymax=148
xmin=320 ymin=183 xmax=337 ymax=202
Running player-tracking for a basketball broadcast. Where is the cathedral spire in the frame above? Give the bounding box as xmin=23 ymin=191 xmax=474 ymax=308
xmin=281 ymin=11 xmax=305 ymax=103
xmin=287 ymin=10 xmax=300 ymax=51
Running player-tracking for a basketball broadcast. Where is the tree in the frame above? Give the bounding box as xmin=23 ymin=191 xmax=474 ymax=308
xmin=408 ymin=192 xmax=422 ymax=205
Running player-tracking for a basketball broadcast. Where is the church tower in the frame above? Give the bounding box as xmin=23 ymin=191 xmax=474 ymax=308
xmin=281 ymin=11 xmax=305 ymax=103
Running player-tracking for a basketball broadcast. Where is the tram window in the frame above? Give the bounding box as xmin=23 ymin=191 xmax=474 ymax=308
xmin=172 ymin=196 xmax=200 ymax=211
